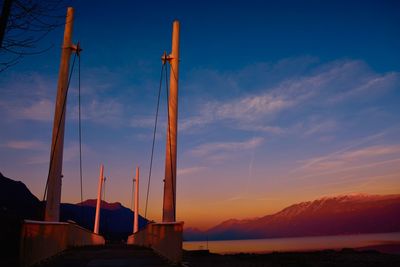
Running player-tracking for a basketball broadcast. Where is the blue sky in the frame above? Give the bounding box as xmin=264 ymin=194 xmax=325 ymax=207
xmin=1 ymin=0 xmax=399 ymax=228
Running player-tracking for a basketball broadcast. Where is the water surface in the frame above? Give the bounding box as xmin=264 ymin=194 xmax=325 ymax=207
xmin=183 ymin=232 xmax=400 ymax=254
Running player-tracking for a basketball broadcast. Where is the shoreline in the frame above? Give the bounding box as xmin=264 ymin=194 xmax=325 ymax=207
xmin=183 ymin=247 xmax=400 ymax=267
xmin=184 ymin=242 xmax=400 ymax=255
xmin=183 ymin=232 xmax=400 ymax=255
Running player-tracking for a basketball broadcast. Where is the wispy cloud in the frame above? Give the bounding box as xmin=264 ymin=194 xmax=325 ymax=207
xmin=2 ymin=140 xmax=47 ymax=150
xmin=286 ymin=131 xmax=387 ymax=176
xmin=181 ymin=59 xmax=400 ymax=134
xmin=214 ymin=92 xmax=295 ymax=121
xmin=303 ymin=120 xmax=337 ymax=136
xmin=0 ymin=70 xmax=127 ymax=125
xmin=129 ymin=115 xmax=167 ymax=130
xmin=191 ymin=137 xmax=264 ymax=157
xmin=0 ymin=72 xmax=56 ymax=122
xmin=180 ymin=113 xmax=214 ymax=132
xmin=75 ymin=98 xmax=124 ymax=125
xmin=341 ymin=145 xmax=400 ymax=161
xmin=130 ymin=116 xmax=156 ymax=128
xmin=25 ymin=142 xmax=90 ymax=165
xmin=330 ymin=72 xmax=400 ymax=103
xmin=295 ymin=158 xmax=400 ymax=181
xmin=300 ymin=144 xmax=400 ymax=172
xmin=17 ymin=99 xmax=54 ymax=121
xmin=177 ymin=166 xmax=207 ymax=176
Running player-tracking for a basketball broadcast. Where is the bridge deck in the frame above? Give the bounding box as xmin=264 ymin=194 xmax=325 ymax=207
xmin=37 ymin=244 xmax=173 ymax=267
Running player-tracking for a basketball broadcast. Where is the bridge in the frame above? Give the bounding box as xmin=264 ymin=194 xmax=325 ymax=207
xmin=30 ymin=245 xmax=176 ymax=267
xmin=19 ymin=7 xmax=184 ymax=267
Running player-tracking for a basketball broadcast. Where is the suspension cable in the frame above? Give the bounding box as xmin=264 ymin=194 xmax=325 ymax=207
xmin=144 ymin=63 xmax=165 ymax=219
xmin=43 ymin=52 xmax=78 ymax=202
xmin=78 ymin=46 xmax=83 ymax=205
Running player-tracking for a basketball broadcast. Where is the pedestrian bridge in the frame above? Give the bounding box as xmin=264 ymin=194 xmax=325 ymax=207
xmin=35 ymin=244 xmax=173 ymax=267
xmin=20 ymin=220 xmax=183 ymax=267
xmin=20 ymin=220 xmax=105 ymax=267
xmin=18 ymin=6 xmax=183 ymax=267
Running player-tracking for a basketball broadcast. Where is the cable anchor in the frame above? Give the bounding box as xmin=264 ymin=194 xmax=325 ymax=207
xmin=161 ymin=51 xmax=173 ymax=65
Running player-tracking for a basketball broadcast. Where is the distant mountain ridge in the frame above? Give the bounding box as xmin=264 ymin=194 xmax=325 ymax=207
xmin=78 ymin=199 xmax=125 ymax=210
xmin=0 ymin=172 xmax=148 ymax=241
xmin=185 ymin=194 xmax=400 ymax=241
xmin=1 ymin=172 xmax=399 ymax=242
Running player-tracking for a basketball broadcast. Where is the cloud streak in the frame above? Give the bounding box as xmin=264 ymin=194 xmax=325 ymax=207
xmin=2 ymin=140 xmax=47 ymax=150
xmin=191 ymin=137 xmax=264 ymax=157
xmin=17 ymin=99 xmax=54 ymax=121
xmin=25 ymin=142 xmax=90 ymax=165
xmin=299 ymin=144 xmax=400 ymax=173
xmin=0 ymin=69 xmax=127 ymax=126
xmin=177 ymin=166 xmax=207 ymax=176
xmin=181 ymin=59 xmax=400 ymax=134
xmin=295 ymin=158 xmax=400 ymax=181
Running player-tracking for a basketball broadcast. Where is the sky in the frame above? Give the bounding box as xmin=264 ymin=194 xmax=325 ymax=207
xmin=1 ymin=0 xmax=400 ymax=229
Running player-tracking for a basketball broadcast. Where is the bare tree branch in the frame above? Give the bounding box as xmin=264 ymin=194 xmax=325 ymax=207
xmin=0 ymin=0 xmax=69 ymax=72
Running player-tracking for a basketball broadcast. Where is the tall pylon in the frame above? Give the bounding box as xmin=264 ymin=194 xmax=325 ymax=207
xmin=162 ymin=20 xmax=180 ymax=222
xmin=45 ymin=7 xmax=78 ymax=222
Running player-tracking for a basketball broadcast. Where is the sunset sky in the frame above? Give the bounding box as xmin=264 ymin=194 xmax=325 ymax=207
xmin=1 ymin=0 xmax=400 ymax=229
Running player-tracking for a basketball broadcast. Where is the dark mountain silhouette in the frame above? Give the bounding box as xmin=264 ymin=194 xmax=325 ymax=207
xmin=79 ymin=199 xmax=128 ymax=210
xmin=184 ymin=227 xmax=205 ymax=241
xmin=0 ymin=172 xmax=42 ymax=220
xmin=184 ymin=194 xmax=400 ymax=241
xmin=61 ymin=199 xmax=148 ymax=241
xmin=0 ymin=172 xmax=148 ymax=243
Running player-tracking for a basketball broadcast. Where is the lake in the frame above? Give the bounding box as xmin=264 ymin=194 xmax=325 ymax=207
xmin=183 ymin=232 xmax=400 ymax=254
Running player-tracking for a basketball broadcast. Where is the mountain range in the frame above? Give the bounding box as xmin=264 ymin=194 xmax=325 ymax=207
xmin=0 ymin=172 xmax=147 ymax=242
xmin=184 ymin=194 xmax=400 ymax=241
xmin=1 ymin=172 xmax=399 ymax=243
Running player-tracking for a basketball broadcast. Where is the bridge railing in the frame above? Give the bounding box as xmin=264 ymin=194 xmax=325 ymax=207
xmin=127 ymin=221 xmax=184 ymax=263
xmin=20 ymin=220 xmax=105 ymax=267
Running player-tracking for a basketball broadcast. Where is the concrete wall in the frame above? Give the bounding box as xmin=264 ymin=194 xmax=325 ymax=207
xmin=127 ymin=222 xmax=183 ymax=263
xmin=20 ymin=220 xmax=105 ymax=267
xmin=127 ymin=222 xmax=154 ymax=247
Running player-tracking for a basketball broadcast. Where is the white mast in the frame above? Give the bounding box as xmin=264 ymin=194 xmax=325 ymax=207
xmin=94 ymin=164 xmax=104 ymax=234
xmin=133 ymin=166 xmax=140 ymax=233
